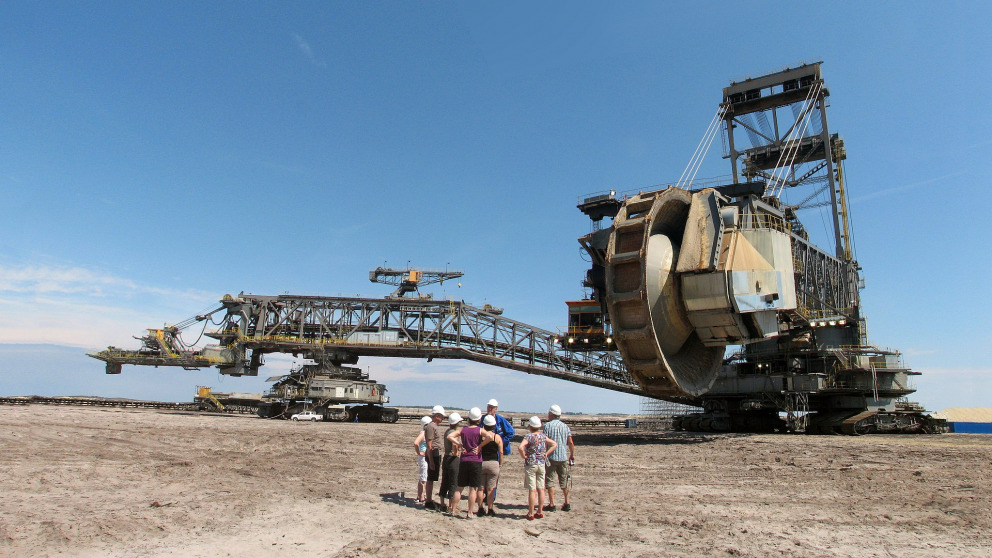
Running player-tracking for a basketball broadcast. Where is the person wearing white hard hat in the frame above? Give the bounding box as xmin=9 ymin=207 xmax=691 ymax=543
xmin=518 ymin=415 xmax=557 ymax=520
xmin=423 ymin=405 xmax=446 ymax=510
xmin=543 ymin=404 xmax=575 ymax=512
xmin=413 ymin=416 xmax=432 ymax=503
xmin=484 ymin=398 xmax=514 ymax=511
xmin=438 ymin=412 xmax=463 ymax=512
xmin=446 ymin=407 xmax=487 ymax=517
xmin=479 ymin=413 xmax=504 ymax=516
xmin=485 ymin=399 xmax=515 ymax=456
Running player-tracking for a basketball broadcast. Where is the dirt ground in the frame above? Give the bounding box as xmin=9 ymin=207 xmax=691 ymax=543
xmin=0 ymin=405 xmax=990 ymax=557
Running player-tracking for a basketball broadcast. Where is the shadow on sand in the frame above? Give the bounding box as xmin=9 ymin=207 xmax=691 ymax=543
xmin=379 ymin=491 xmax=534 ymax=518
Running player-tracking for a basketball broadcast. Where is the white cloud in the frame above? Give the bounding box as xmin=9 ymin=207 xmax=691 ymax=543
xmin=292 ymin=33 xmax=326 ymax=68
xmin=0 ymin=264 xmax=212 ymax=300
xmin=0 ymin=264 xmax=134 ymax=295
xmin=0 ymin=264 xmax=217 ymax=348
xmin=851 ymin=171 xmax=967 ymax=203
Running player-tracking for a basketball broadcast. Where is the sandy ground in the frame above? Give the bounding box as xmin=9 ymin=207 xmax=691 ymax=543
xmin=0 ymin=405 xmax=990 ymax=557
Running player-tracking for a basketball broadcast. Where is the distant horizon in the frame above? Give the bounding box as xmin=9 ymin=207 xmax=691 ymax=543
xmin=0 ymin=342 xmax=651 ymax=415
xmin=0 ymin=395 xmax=643 ymax=417
xmin=1 ymin=3 xmax=988 ymax=420
xmin=0 ymin=341 xmax=977 ymax=416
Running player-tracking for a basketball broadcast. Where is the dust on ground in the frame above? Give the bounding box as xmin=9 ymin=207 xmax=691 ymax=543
xmin=0 ymin=405 xmax=989 ymax=557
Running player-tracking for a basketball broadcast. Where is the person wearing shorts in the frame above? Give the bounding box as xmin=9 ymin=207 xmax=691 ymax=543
xmin=543 ymin=404 xmax=575 ymax=511
xmin=479 ymin=413 xmax=503 ymax=516
xmin=447 ymin=407 xmax=486 ymax=518
xmin=484 ymin=398 xmax=514 ymax=508
xmin=413 ymin=415 xmax=431 ymax=503
xmin=423 ymin=405 xmax=446 ymax=510
xmin=518 ymin=416 xmax=557 ymax=520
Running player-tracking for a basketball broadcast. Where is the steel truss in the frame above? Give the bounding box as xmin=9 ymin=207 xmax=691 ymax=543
xmin=722 ymin=61 xmax=850 ymax=261
xmin=789 ymin=233 xmax=860 ymax=320
xmin=94 ymin=294 xmax=641 ymax=396
xmin=763 ymin=391 xmax=811 ymax=432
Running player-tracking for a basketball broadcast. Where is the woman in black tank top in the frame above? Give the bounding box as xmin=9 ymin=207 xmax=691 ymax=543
xmin=481 ymin=437 xmax=500 ymax=461
xmin=479 ymin=416 xmax=504 ymax=516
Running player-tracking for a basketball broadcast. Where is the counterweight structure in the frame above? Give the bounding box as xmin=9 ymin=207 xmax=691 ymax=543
xmin=577 ymin=62 xmax=941 ymax=433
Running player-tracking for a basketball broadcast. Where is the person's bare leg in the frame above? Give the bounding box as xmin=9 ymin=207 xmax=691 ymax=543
xmin=563 ymin=485 xmax=570 ymax=506
xmin=449 ymin=488 xmax=462 ymax=514
xmin=527 ymin=489 xmax=536 ymax=516
xmin=537 ymin=488 xmax=546 ymax=516
xmin=486 ymin=487 xmax=495 ymax=511
xmin=417 ymin=480 xmax=425 ymax=501
xmin=425 ymin=479 xmax=435 ymax=506
xmin=547 ymin=485 xmax=555 ymax=508
xmin=467 ymin=487 xmax=478 ymax=516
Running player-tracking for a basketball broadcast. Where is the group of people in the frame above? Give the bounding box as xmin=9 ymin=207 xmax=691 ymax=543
xmin=413 ymin=399 xmax=574 ymax=521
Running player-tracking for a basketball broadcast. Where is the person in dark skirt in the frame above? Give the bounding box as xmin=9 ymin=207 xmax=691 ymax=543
xmin=447 ymin=407 xmax=486 ymax=518
xmin=479 ymin=413 xmax=504 ymax=516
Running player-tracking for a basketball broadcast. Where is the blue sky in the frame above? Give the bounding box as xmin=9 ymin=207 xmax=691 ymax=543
xmin=1 ymin=2 xmax=989 ymax=414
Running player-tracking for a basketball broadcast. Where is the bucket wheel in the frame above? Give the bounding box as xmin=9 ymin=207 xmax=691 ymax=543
xmin=605 ymin=188 xmax=725 ymax=398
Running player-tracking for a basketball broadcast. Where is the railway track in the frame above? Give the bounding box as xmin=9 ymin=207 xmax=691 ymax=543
xmin=0 ymin=395 xmax=197 ymax=410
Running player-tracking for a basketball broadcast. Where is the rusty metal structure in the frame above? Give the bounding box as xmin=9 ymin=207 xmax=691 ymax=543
xmin=89 ymin=274 xmax=636 ymax=421
xmin=89 ymin=64 xmax=942 ymax=433
xmin=193 ymin=386 xmax=261 ymax=414
xmin=369 ymin=266 xmax=463 ymax=298
xmin=577 ymin=62 xmax=942 ymax=433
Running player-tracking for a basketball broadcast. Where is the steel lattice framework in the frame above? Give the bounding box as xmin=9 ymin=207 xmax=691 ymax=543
xmin=789 ymin=234 xmax=860 ymax=320
xmin=92 ymin=294 xmax=641 ymax=396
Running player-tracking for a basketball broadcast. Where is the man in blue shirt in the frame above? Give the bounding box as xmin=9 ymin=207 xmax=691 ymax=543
xmin=486 ymin=399 xmax=515 ymax=455
xmin=543 ymin=404 xmax=575 ymax=512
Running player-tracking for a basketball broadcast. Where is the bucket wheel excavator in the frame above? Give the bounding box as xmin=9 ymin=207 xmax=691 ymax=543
xmin=577 ymin=62 xmax=944 ymax=434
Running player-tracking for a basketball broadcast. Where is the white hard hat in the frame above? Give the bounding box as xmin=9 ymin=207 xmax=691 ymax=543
xmin=528 ymin=416 xmax=542 ymax=429
xmin=468 ymin=407 xmax=482 ymax=421
xmin=487 ymin=399 xmax=499 ymax=407
xmin=483 ymin=415 xmax=496 ymax=427
xmin=448 ymin=412 xmax=463 ymax=425
xmin=432 ymin=405 xmax=445 ymax=416
xmin=420 ymin=416 xmax=431 ymax=426
xmin=549 ymin=404 xmax=562 ymax=416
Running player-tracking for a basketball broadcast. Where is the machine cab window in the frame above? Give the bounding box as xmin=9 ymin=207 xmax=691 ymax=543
xmin=561 ymin=300 xmax=612 ymax=351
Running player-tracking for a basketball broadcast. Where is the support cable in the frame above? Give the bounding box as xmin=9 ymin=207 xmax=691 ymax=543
xmin=772 ymin=97 xmax=818 ymax=197
xmin=765 ymin=82 xmax=822 ymax=197
xmin=676 ymin=104 xmax=728 ymax=190
xmin=177 ymin=319 xmax=209 ymax=350
xmin=764 ymin=82 xmax=821 ymax=196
